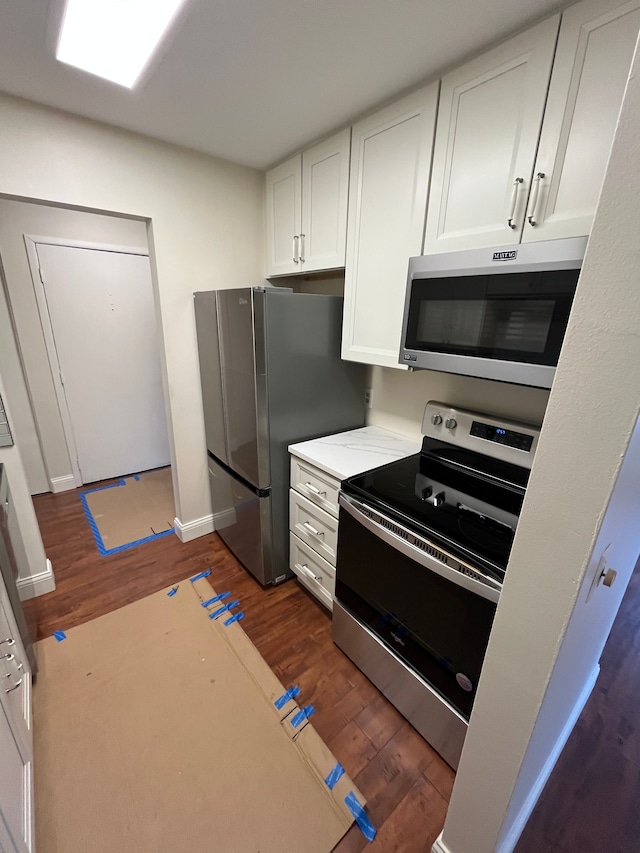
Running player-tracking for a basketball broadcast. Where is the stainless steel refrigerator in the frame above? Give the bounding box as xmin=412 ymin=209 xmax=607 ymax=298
xmin=194 ymin=286 xmax=366 ymax=585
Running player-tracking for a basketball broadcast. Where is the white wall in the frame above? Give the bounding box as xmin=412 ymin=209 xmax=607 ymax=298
xmin=0 ymin=200 xmax=148 ymax=495
xmin=367 ymin=366 xmax=549 ymax=439
xmin=436 ymin=33 xmax=640 ymax=853
xmin=0 ymin=93 xmax=264 ymax=583
xmin=0 ymin=371 xmax=52 ymax=597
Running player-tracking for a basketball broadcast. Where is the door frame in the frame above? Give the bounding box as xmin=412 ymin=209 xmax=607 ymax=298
xmin=24 ymin=235 xmax=149 ymax=488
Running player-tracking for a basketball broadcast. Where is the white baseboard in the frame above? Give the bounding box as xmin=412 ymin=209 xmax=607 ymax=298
xmin=17 ymin=558 xmax=56 ymax=600
xmin=50 ymin=474 xmax=76 ymax=493
xmin=495 ymin=662 xmax=600 ymax=853
xmin=432 ymin=835 xmax=452 ymax=853
xmin=173 ymin=514 xmax=214 ymax=543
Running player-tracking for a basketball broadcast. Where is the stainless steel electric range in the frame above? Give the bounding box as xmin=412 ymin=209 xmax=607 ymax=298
xmin=332 ymin=401 xmax=540 ymax=769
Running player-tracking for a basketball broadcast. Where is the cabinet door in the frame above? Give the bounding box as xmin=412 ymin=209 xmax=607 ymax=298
xmin=423 ymin=16 xmax=559 ymax=254
xmin=0 ymin=587 xmax=31 ymax=760
xmin=265 ymin=153 xmax=302 ymax=276
xmin=300 ymin=128 xmax=351 ymax=272
xmin=0 ymin=580 xmax=32 ymax=853
xmin=0 ymin=703 xmax=31 ymax=853
xmin=342 ymin=84 xmax=439 ymax=369
xmin=522 ymin=0 xmax=640 ymax=242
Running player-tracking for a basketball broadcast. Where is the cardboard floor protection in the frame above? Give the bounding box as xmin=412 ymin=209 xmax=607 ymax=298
xmin=80 ymin=467 xmax=174 ymax=554
xmin=33 ymin=576 xmax=365 ymax=853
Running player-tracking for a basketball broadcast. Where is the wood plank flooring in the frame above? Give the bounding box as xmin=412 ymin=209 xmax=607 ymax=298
xmin=24 ymin=484 xmax=452 ymax=853
xmin=24 ymin=483 xmax=640 ymax=852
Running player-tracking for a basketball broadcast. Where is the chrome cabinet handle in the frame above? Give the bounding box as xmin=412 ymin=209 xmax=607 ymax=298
xmin=292 ymin=235 xmax=299 ymax=263
xmin=304 ymin=482 xmax=326 ymax=497
xmin=302 ymin=521 xmax=324 ymax=537
xmin=295 ymin=562 xmax=321 ymax=582
xmin=527 ymin=172 xmax=545 ymax=225
xmin=507 ymin=177 xmax=524 ymax=229
xmin=5 ymin=678 xmax=22 ymax=693
xmin=299 ymin=233 xmax=306 ymax=263
xmin=0 ymin=638 xmax=15 ymax=646
xmin=0 ymin=653 xmax=15 ymax=662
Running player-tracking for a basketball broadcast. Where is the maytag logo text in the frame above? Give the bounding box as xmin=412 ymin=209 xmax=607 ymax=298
xmin=492 ymin=250 xmax=518 ymax=261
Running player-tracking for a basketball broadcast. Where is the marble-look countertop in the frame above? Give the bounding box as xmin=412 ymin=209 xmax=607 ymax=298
xmin=288 ymin=426 xmax=421 ymax=481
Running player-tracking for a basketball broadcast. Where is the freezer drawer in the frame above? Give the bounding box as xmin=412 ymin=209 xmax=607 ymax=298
xmin=208 ymin=458 xmax=272 ymax=585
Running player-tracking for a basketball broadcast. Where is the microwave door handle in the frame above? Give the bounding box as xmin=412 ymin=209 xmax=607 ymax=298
xmin=527 ymin=172 xmax=545 ymax=226
xmin=338 ymin=494 xmax=500 ymax=603
xmin=507 ymin=177 xmax=524 ymax=229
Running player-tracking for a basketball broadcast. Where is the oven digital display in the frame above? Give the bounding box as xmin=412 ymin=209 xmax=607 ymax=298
xmin=470 ymin=421 xmax=533 ymax=452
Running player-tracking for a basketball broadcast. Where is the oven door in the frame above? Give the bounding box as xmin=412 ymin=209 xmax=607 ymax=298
xmin=335 ymin=493 xmax=499 ymax=719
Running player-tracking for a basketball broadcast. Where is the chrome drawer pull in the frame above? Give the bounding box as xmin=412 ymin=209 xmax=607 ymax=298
xmin=302 ymin=521 xmax=324 ymax=537
xmin=5 ymin=678 xmax=22 ymax=693
xmin=295 ymin=562 xmax=321 ymax=582
xmin=0 ymin=638 xmax=15 ymax=646
xmin=304 ymin=482 xmax=326 ymax=497
xmin=0 ymin=653 xmax=15 ymax=662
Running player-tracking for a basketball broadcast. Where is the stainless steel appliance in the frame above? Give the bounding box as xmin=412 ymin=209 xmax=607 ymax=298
xmin=194 ymin=286 xmax=366 ymax=586
xmin=0 ymin=464 xmax=37 ymax=673
xmin=399 ymin=236 xmax=587 ymax=388
xmin=333 ymin=401 xmax=540 ymax=768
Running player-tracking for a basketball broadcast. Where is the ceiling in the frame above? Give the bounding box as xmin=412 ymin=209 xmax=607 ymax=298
xmin=0 ymin=0 xmax=566 ymax=170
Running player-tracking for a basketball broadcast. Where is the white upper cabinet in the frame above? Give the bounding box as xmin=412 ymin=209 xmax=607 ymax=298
xmin=522 ymin=0 xmax=640 ymax=241
xmin=341 ymin=84 xmax=439 ymax=369
xmin=265 ymin=154 xmax=301 ymax=276
xmin=265 ymin=128 xmax=351 ymax=276
xmin=423 ymin=16 xmax=559 ymax=254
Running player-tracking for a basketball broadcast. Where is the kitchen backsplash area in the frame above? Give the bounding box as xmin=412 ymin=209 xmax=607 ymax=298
xmin=366 ymin=367 xmax=550 ymax=441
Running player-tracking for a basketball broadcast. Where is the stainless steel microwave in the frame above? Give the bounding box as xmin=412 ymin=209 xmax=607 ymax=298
xmin=399 ymin=236 xmax=588 ymax=388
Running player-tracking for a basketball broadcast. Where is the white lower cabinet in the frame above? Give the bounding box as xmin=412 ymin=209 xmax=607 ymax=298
xmin=289 ymin=534 xmax=335 ymax=611
xmin=289 ymin=457 xmax=341 ymax=611
xmin=0 ymin=578 xmax=33 ymax=853
xmin=289 ymin=428 xmax=422 ymax=611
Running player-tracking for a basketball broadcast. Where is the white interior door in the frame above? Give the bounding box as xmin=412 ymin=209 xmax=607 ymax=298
xmin=35 ymin=243 xmax=170 ymax=484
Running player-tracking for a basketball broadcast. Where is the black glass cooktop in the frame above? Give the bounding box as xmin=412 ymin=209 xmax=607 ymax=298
xmin=341 ymin=439 xmax=530 ymax=581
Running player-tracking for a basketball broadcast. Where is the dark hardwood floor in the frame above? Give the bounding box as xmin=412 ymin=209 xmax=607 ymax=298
xmin=24 ymin=484 xmax=452 ymax=853
xmin=24 ymin=484 xmax=640 ymax=852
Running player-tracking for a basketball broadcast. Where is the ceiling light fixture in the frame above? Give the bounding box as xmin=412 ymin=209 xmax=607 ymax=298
xmin=56 ymin=0 xmax=187 ymax=89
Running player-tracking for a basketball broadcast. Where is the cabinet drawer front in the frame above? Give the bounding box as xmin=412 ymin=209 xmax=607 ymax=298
xmin=290 ymin=456 xmax=341 ymax=517
xmin=289 ymin=533 xmax=335 ymax=611
xmin=289 ymin=490 xmax=339 ymax=565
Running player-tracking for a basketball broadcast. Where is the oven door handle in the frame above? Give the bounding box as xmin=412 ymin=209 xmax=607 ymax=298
xmin=339 ymin=493 xmax=501 ymax=603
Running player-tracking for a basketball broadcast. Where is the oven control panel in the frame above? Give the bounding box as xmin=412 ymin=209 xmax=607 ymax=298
xmin=422 ymin=401 xmax=540 ymax=469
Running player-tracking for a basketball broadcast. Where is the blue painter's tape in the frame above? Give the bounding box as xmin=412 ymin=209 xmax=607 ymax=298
xmin=324 ymin=763 xmax=345 ymax=791
xmin=345 ymin=792 xmax=376 ymax=842
xmin=167 ymin=586 xmax=179 ymax=597
xmin=53 ymin=630 xmax=67 ymax=642
xmin=132 ymin=474 xmax=141 ymax=481
xmin=291 ymin=705 xmax=315 ymax=728
xmin=79 ymin=480 xmax=174 ymax=557
xmin=274 ymin=686 xmax=301 ymax=710
xmin=201 ymin=592 xmax=230 ymax=608
xmin=190 ymin=569 xmax=212 ymax=583
xmin=209 ymin=600 xmax=240 ymax=620
xmin=223 ymin=612 xmax=244 ymax=626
